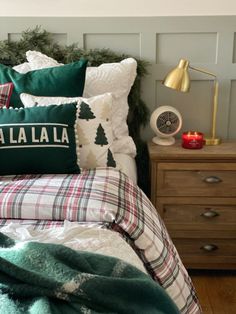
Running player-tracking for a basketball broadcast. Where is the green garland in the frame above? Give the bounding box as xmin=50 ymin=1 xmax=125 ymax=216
xmin=0 ymin=26 xmax=150 ymax=194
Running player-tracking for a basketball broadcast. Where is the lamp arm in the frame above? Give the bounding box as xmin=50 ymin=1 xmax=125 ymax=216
xmin=189 ymin=65 xmax=216 ymax=78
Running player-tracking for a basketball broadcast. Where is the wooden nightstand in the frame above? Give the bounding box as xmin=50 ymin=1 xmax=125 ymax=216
xmin=148 ymin=140 xmax=236 ymax=269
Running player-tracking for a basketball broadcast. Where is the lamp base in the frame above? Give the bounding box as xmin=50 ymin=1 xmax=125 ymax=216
xmin=204 ymin=137 xmax=221 ymax=145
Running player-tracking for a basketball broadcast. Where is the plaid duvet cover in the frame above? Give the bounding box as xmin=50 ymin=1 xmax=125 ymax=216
xmin=0 ymin=168 xmax=201 ymax=313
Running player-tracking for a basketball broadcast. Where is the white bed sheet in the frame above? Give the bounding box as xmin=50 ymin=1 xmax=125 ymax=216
xmin=114 ymin=153 xmax=137 ymax=183
xmin=0 ymin=220 xmax=146 ymax=274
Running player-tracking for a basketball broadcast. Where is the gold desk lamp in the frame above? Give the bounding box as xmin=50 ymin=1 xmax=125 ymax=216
xmin=162 ymin=59 xmax=220 ymax=145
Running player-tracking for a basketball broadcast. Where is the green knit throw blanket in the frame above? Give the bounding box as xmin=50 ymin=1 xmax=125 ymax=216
xmin=0 ymin=233 xmax=179 ymax=314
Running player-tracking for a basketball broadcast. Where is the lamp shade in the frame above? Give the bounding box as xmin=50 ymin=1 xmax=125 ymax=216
xmin=162 ymin=59 xmax=190 ymax=92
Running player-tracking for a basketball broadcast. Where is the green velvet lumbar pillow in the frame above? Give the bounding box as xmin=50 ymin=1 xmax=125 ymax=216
xmin=0 ymin=104 xmax=80 ymax=175
xmin=0 ymin=59 xmax=87 ymax=107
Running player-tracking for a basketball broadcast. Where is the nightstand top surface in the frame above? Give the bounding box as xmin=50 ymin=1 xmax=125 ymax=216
xmin=148 ymin=140 xmax=236 ymax=160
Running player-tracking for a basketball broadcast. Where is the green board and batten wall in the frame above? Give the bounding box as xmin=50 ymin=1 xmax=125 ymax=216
xmin=0 ymin=16 xmax=236 ymax=140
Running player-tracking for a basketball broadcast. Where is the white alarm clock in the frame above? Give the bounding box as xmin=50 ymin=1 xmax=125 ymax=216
xmin=150 ymin=105 xmax=182 ymax=145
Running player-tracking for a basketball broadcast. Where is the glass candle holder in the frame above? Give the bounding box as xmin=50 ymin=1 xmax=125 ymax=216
xmin=182 ymin=131 xmax=204 ymax=149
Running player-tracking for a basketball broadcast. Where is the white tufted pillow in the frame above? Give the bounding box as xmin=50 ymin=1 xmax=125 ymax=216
xmin=24 ymin=51 xmax=137 ymax=157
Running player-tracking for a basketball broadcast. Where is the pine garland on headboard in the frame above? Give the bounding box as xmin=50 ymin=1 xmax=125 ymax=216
xmin=0 ymin=27 xmax=150 ymax=194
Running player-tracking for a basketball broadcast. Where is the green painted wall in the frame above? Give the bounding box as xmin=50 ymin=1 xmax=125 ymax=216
xmin=1 ymin=16 xmax=236 ymax=140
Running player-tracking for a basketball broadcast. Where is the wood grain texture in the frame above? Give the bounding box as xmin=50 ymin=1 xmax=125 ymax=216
xmin=174 ymin=238 xmax=236 ymax=267
xmin=190 ymin=270 xmax=236 ymax=314
xmin=148 ymin=141 xmax=236 ymax=269
xmin=157 ymin=166 xmax=236 ymax=197
xmin=148 ymin=141 xmax=236 ymax=160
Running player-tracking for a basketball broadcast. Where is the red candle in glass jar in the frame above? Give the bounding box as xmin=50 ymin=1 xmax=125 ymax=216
xmin=182 ymin=131 xmax=204 ymax=149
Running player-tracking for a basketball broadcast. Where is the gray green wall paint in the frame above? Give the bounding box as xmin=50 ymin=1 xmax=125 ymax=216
xmin=1 ymin=16 xmax=236 ymax=141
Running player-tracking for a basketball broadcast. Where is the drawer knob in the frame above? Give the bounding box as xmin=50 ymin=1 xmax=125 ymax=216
xmin=201 ymin=210 xmax=219 ymax=218
xmin=200 ymin=244 xmax=218 ymax=252
xmin=203 ymin=176 xmax=222 ymax=183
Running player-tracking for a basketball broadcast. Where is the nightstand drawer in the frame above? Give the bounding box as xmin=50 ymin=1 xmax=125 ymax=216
xmin=174 ymin=238 xmax=236 ymax=266
xmin=163 ymin=204 xmax=236 ymax=227
xmin=157 ymin=163 xmax=236 ymax=196
xmin=156 ymin=198 xmax=236 ymax=237
xmin=148 ymin=141 xmax=236 ymax=269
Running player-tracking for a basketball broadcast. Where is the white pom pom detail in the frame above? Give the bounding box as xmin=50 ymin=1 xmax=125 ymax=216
xmin=74 ymin=104 xmax=80 ymax=169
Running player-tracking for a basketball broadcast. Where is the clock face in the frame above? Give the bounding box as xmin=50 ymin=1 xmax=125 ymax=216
xmin=156 ymin=111 xmax=180 ymax=135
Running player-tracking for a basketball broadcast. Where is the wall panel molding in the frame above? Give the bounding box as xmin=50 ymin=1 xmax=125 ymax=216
xmin=0 ymin=16 xmax=236 ymax=140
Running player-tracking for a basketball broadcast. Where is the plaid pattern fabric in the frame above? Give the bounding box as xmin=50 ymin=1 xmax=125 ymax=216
xmin=0 ymin=82 xmax=13 ymax=108
xmin=0 ymin=168 xmax=201 ymax=313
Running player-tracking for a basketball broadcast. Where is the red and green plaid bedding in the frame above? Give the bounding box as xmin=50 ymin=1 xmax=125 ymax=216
xmin=0 ymin=82 xmax=13 ymax=108
xmin=0 ymin=168 xmax=201 ymax=313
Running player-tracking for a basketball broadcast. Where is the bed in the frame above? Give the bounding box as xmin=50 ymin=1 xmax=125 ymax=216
xmin=0 ymin=35 xmax=201 ymax=313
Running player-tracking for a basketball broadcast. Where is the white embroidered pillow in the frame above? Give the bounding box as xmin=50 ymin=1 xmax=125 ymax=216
xmin=26 ymin=50 xmax=64 ymax=69
xmin=25 ymin=51 xmax=137 ymax=157
xmin=20 ymin=92 xmax=117 ymax=169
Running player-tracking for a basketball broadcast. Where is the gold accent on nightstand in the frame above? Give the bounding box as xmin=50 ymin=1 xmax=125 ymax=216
xmin=204 ymin=137 xmax=221 ymax=145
